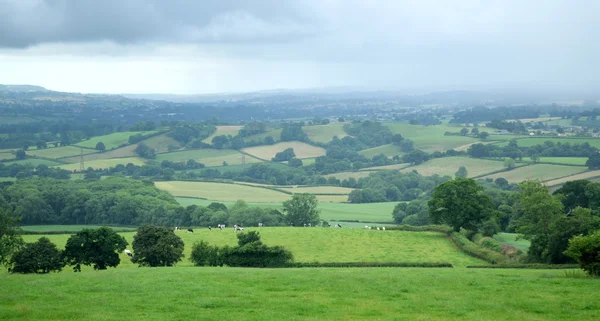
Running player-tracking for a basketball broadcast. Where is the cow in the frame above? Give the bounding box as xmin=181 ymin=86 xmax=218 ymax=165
xmin=382 ymin=227 xmax=386 ymax=231
xmin=124 ymin=249 xmax=133 ymax=257
xmin=258 ymin=223 xmax=263 ymax=227
xmin=187 ymin=228 xmax=194 ymax=233
xmin=208 ymin=226 xmax=212 ymax=231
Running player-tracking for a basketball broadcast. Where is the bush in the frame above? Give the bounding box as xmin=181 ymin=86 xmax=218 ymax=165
xmin=221 ymin=242 xmax=293 ymax=267
xmin=190 ymin=240 xmax=221 ymax=267
xmin=131 ymin=225 xmax=184 ymax=267
xmin=564 ymin=230 xmax=600 ymax=277
xmin=450 ymin=232 xmax=508 ymax=264
xmin=384 ymin=225 xmax=453 ymax=234
xmin=9 ymin=237 xmax=64 ymax=274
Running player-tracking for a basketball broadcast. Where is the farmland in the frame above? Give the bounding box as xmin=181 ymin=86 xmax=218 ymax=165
xmin=26 ymin=146 xmax=88 ymax=159
xmin=155 ymin=149 xmax=262 ymax=167
xmin=242 ymin=141 xmax=326 ymax=160
xmin=493 ymin=233 xmax=531 ymax=252
xmin=359 ymin=163 xmax=410 ymax=171
xmin=140 ymin=134 xmax=182 ymax=153
xmin=400 ymin=157 xmax=507 ymax=178
xmin=323 ymin=171 xmax=377 ymax=180
xmin=56 ymin=157 xmax=146 ymax=171
xmin=385 ymin=123 xmax=480 ymax=152
xmin=523 ymin=157 xmax=588 ymax=165
xmin=276 ymin=186 xmax=355 ymax=195
xmin=155 ymin=181 xmax=292 ymax=203
xmin=242 ymin=128 xmax=282 ymax=143
xmin=544 ymin=170 xmax=600 ymax=187
xmin=303 ymin=123 xmax=348 ymax=143
xmin=61 ymin=144 xmax=137 ymax=163
xmin=482 ymin=164 xmax=587 ymax=183
xmin=3 ymin=158 xmax=62 ymax=166
xmin=496 ymin=137 xmax=600 ymax=148
xmin=202 ymin=126 xmax=243 ymax=143
xmin=359 ymin=144 xmax=404 ymax=158
xmin=75 ymin=131 xmax=158 ymax=149
xmin=0 ymin=152 xmax=14 ymax=160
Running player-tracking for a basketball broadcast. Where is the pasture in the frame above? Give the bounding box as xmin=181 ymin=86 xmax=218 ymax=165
xmin=493 ymin=233 xmax=531 ymax=252
xmin=61 ymin=144 xmax=137 ymax=163
xmin=544 ymin=170 xmax=600 ymax=187
xmin=359 ymin=144 xmax=404 ymax=158
xmin=0 ymin=152 xmax=14 ymax=160
xmin=303 ymin=123 xmax=348 ymax=143
xmin=385 ymin=123 xmax=479 ymax=152
xmin=156 ymin=181 xmax=291 ymax=203
xmin=202 ymin=125 xmax=243 ymax=143
xmin=323 ymin=171 xmax=377 ymax=180
xmin=56 ymin=157 xmax=146 ymax=171
xmin=523 ymin=157 xmax=588 ymax=166
xmin=400 ymin=157 xmax=507 ymax=178
xmin=359 ymin=163 xmax=411 ymax=171
xmin=26 ymin=146 xmax=88 ymax=159
xmin=3 ymin=158 xmax=62 ymax=167
xmin=75 ymin=131 xmax=158 ymax=149
xmin=242 ymin=128 xmax=282 ymax=143
xmin=140 ymin=134 xmax=182 ymax=153
xmin=242 ymin=141 xmax=326 ymax=160
xmin=496 ymin=137 xmax=600 ymax=148
xmin=155 ymin=149 xmax=262 ymax=167
xmin=20 ymin=225 xmax=137 ymax=233
xmin=276 ymin=186 xmax=355 ymax=195
xmin=482 ymin=164 xmax=587 ymax=183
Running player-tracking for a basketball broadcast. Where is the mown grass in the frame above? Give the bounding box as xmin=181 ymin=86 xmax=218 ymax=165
xmin=202 ymin=125 xmax=243 ymax=143
xmin=2 ymin=266 xmax=599 ymax=320
xmin=303 ymin=123 xmax=348 ymax=143
xmin=156 ymin=149 xmax=262 ymax=167
xmin=493 ymin=233 xmax=531 ymax=252
xmin=400 ymin=157 xmax=507 ymax=178
xmin=242 ymin=141 xmax=326 ymax=160
xmin=56 ymin=157 xmax=146 ymax=171
xmin=482 ymin=164 xmax=587 ymax=183
xmin=75 ymin=131 xmax=158 ymax=149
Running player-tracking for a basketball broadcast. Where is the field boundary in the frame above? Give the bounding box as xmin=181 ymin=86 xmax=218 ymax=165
xmin=282 ymin=262 xmax=453 ymax=268
xmin=466 ymin=264 xmax=579 ymax=269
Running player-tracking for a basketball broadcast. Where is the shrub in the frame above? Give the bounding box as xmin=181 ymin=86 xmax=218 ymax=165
xmin=131 ymin=225 xmax=184 ymax=267
xmin=9 ymin=237 xmax=63 ymax=274
xmin=564 ymin=230 xmax=600 ymax=277
xmin=221 ymin=242 xmax=293 ymax=267
xmin=450 ymin=232 xmax=508 ymax=264
xmin=190 ymin=240 xmax=222 ymax=267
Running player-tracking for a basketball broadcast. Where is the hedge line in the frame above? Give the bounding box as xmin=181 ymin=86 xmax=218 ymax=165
xmin=282 ymin=262 xmax=453 ymax=268
xmin=385 ymin=225 xmax=453 ymax=234
xmin=467 ymin=264 xmax=579 ymax=269
xmin=450 ymin=232 xmax=508 ymax=264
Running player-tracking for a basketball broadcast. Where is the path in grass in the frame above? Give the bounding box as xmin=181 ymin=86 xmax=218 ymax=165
xmin=242 ymin=141 xmax=326 ymax=160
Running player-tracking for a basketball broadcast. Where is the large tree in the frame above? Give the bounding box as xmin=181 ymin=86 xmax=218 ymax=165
xmin=428 ymin=178 xmax=493 ymax=232
xmin=131 ymin=225 xmax=184 ymax=267
xmin=0 ymin=209 xmax=23 ymax=267
xmin=283 ymin=193 xmax=320 ymax=226
xmin=586 ymin=153 xmax=600 ymax=170
xmin=95 ymin=141 xmax=106 ymax=151
xmin=9 ymin=237 xmax=63 ymax=274
xmin=63 ymin=227 xmax=128 ymax=272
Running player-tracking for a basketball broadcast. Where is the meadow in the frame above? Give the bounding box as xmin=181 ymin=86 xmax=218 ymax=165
xmin=140 ymin=134 xmax=182 ymax=153
xmin=385 ymin=123 xmax=480 ymax=152
xmin=482 ymin=164 xmax=587 ymax=183
xmin=522 ymin=157 xmax=588 ymax=165
xmin=75 ymin=131 xmax=158 ymax=149
xmin=400 ymin=157 xmax=507 ymax=178
xmin=492 ymin=233 xmax=531 ymax=252
xmin=0 ymin=152 xmax=14 ymax=160
xmin=202 ymin=125 xmax=242 ymax=143
xmin=544 ymin=170 xmax=600 ymax=187
xmin=242 ymin=141 xmax=326 ymax=160
xmin=156 ymin=181 xmax=292 ymax=203
xmin=359 ymin=163 xmax=410 ymax=171
xmin=20 ymin=225 xmax=137 ymax=232
xmin=56 ymin=157 xmax=146 ymax=171
xmin=4 ymin=158 xmax=62 ymax=167
xmin=323 ymin=170 xmax=377 ymax=180
xmin=303 ymin=123 xmax=348 ymax=143
xmin=26 ymin=146 xmax=89 ymax=159
xmin=155 ymin=149 xmax=262 ymax=167
xmin=242 ymin=128 xmax=283 ymax=143
xmin=359 ymin=144 xmax=404 ymax=158
xmin=61 ymin=144 xmax=138 ymax=163
xmin=496 ymin=137 xmax=600 ymax=148
xmin=276 ymin=186 xmax=355 ymax=195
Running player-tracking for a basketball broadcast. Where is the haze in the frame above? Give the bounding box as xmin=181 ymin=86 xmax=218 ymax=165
xmin=0 ymin=0 xmax=598 ymax=94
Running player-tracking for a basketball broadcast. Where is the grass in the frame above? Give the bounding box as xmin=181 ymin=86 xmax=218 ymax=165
xmin=140 ymin=134 xmax=182 ymax=153
xmin=61 ymin=145 xmax=137 ymax=163
xmin=156 ymin=181 xmax=292 ymax=203
xmin=400 ymin=157 xmax=508 ymax=178
xmin=385 ymin=123 xmax=479 ymax=152
xmin=26 ymin=146 xmax=88 ymax=159
xmin=303 ymin=123 xmax=348 ymax=143
xmin=323 ymin=171 xmax=377 ymax=180
xmin=242 ymin=128 xmax=283 ymax=143
xmin=3 ymin=158 xmax=61 ymax=167
xmin=203 ymin=126 xmax=243 ymax=143
xmin=2 ymin=268 xmax=599 ymax=321
xmin=544 ymin=170 xmax=600 ymax=187
xmin=0 ymin=115 xmax=36 ymax=124
xmin=56 ymin=157 xmax=146 ymax=171
xmin=242 ymin=141 xmax=326 ymax=160
xmin=359 ymin=163 xmax=411 ymax=171
xmin=20 ymin=225 xmax=137 ymax=232
xmin=155 ymin=149 xmax=262 ymax=167
xmin=359 ymin=144 xmax=404 ymax=158
xmin=276 ymin=186 xmax=355 ymax=195
xmin=75 ymin=131 xmax=158 ymax=149
xmin=0 ymin=177 xmax=15 ymax=182
xmin=482 ymin=164 xmax=587 ymax=183
xmin=522 ymin=157 xmax=588 ymax=165
xmin=493 ymin=233 xmax=531 ymax=252
xmin=496 ymin=137 xmax=600 ymax=148
xmin=0 ymin=152 xmax=14 ymax=161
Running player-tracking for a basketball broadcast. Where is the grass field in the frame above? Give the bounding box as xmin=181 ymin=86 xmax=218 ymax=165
xmin=56 ymin=157 xmax=146 ymax=171
xmin=0 ymin=177 xmax=15 ymax=182
xmin=359 ymin=163 xmax=411 ymax=171
xmin=323 ymin=171 xmax=377 ymax=180
xmin=400 ymin=157 xmax=507 ymax=178
xmin=203 ymin=126 xmax=243 ymax=143
xmin=155 ymin=149 xmax=262 ymax=167
xmin=2 ymin=267 xmax=598 ymax=321
xmin=276 ymin=186 xmax=355 ymax=195
xmin=140 ymin=134 xmax=182 ymax=153
xmin=522 ymin=157 xmax=588 ymax=165
xmin=303 ymin=123 xmax=348 ymax=143
xmin=20 ymin=225 xmax=137 ymax=232
xmin=544 ymin=170 xmax=600 ymax=187
xmin=242 ymin=128 xmax=283 ymax=143
xmin=61 ymin=144 xmax=137 ymax=163
xmin=26 ymin=146 xmax=89 ymax=159
xmin=482 ymin=164 xmax=587 ymax=183
xmin=156 ymin=181 xmax=292 ymax=203
xmin=385 ymin=123 xmax=479 ymax=152
xmin=0 ymin=152 xmax=14 ymax=160
xmin=3 ymin=158 xmax=62 ymax=167
xmin=493 ymin=233 xmax=531 ymax=252
xmin=359 ymin=144 xmax=404 ymax=158
xmin=242 ymin=141 xmax=326 ymax=160
xmin=75 ymin=131 xmax=158 ymax=149
xmin=497 ymin=137 xmax=600 ymax=148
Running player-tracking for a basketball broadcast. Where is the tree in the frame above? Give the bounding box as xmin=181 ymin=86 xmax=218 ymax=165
xmin=471 ymin=127 xmax=479 ymax=135
xmin=460 ymin=128 xmax=469 ymax=136
xmin=283 ymin=193 xmax=320 ymax=226
xmin=190 ymin=240 xmax=221 ymax=267
xmin=263 ymin=136 xmax=275 ymax=145
xmin=530 ymin=154 xmax=540 ymax=163
xmin=95 ymin=142 xmax=106 ymax=151
xmin=63 ymin=227 xmax=128 ymax=272
xmin=15 ymin=149 xmax=26 ymax=160
xmin=478 ymin=132 xmax=489 ymax=140
xmin=0 ymin=209 xmax=23 ymax=267
xmin=428 ymin=178 xmax=494 ymax=232
xmin=494 ymin=178 xmax=509 ymax=189
xmin=545 ymin=207 xmax=600 ymax=264
xmin=553 ymin=180 xmax=592 ymax=212
xmin=134 ymin=143 xmax=156 ymax=159
xmin=288 ymin=158 xmax=303 ymax=168
xmin=131 ymin=225 xmax=184 ymax=267
xmin=586 ymin=153 xmax=600 ymax=170
xmin=504 ymin=158 xmax=516 ymax=169
xmin=392 ymin=134 xmax=404 ymax=145
xmin=402 ymin=149 xmax=429 ymax=165
xmin=272 ymin=148 xmax=296 ymax=162
xmin=455 ymin=166 xmax=468 ymax=178
xmin=565 ymin=230 xmax=600 ymax=277
xmin=9 ymin=237 xmax=63 ymax=274
xmin=211 ymin=135 xmax=229 ymax=149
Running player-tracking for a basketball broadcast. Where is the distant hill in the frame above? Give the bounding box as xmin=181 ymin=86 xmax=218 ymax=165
xmin=0 ymin=84 xmax=48 ymax=93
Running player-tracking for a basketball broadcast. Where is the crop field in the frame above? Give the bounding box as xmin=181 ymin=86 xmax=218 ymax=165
xmin=56 ymin=157 xmax=146 ymax=171
xmin=61 ymin=144 xmax=137 ymax=163
xmin=359 ymin=163 xmax=410 ymax=171
xmin=26 ymin=146 xmax=89 ymax=159
xmin=544 ymin=170 xmax=600 ymax=187
xmin=359 ymin=144 xmax=404 ymax=158
xmin=493 ymin=233 xmax=531 ymax=252
xmin=156 ymin=181 xmax=292 ymax=203
xmin=203 ymin=126 xmax=243 ymax=143
xmin=0 ymin=152 xmax=14 ymax=160
xmin=482 ymin=164 xmax=587 ymax=183
xmin=401 ymin=157 xmax=507 ymax=178
xmin=75 ymin=131 xmax=158 ymax=149
xmin=140 ymin=134 xmax=182 ymax=153
xmin=155 ymin=149 xmax=262 ymax=167
xmin=497 ymin=137 xmax=600 ymax=148
xmin=523 ymin=157 xmax=588 ymax=165
xmin=3 ymin=158 xmax=62 ymax=167
xmin=323 ymin=171 xmax=377 ymax=180
xmin=276 ymin=186 xmax=355 ymax=195
xmin=242 ymin=128 xmax=282 ymax=143
xmin=303 ymin=123 xmax=348 ymax=143
xmin=242 ymin=141 xmax=326 ymax=160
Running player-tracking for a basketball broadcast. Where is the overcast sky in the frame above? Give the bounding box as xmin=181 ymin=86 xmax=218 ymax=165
xmin=0 ymin=0 xmax=598 ymax=94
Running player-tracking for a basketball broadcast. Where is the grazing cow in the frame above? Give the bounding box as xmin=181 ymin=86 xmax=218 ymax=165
xmin=258 ymin=223 xmax=263 ymax=227
xmin=124 ymin=249 xmax=133 ymax=257
xmin=335 ymin=224 xmax=342 ymax=228
xmin=208 ymin=226 xmax=212 ymax=231
xmin=187 ymin=228 xmax=194 ymax=233
xmin=377 ymin=227 xmax=380 ymax=230
xmin=174 ymin=227 xmax=180 ymax=231
xmin=382 ymin=227 xmax=386 ymax=231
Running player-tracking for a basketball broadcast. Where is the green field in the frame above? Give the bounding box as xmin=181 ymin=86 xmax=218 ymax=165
xmin=61 ymin=144 xmax=137 ymax=163
xmin=359 ymin=163 xmax=411 ymax=171
xmin=400 ymin=157 xmax=507 ymax=178
xmin=276 ymin=186 xmax=355 ymax=195
xmin=155 ymin=149 xmax=262 ymax=167
xmin=303 ymin=123 xmax=348 ymax=143
xmin=20 ymin=225 xmax=137 ymax=232
xmin=242 ymin=128 xmax=282 ymax=143
xmin=56 ymin=157 xmax=146 ymax=171
xmin=202 ymin=126 xmax=243 ymax=143
xmin=242 ymin=141 xmax=326 ymax=160
xmin=497 ymin=137 xmax=600 ymax=148
xmin=359 ymin=144 xmax=404 ymax=158
xmin=0 ymin=152 xmax=14 ymax=161
xmin=385 ymin=123 xmax=479 ymax=152
xmin=0 ymin=115 xmax=36 ymax=124
xmin=522 ymin=157 xmax=588 ymax=165
xmin=3 ymin=158 xmax=62 ymax=167
xmin=26 ymin=146 xmax=89 ymax=159
xmin=140 ymin=134 xmax=182 ymax=153
xmin=544 ymin=170 xmax=600 ymax=187
xmin=493 ymin=233 xmax=531 ymax=252
xmin=156 ymin=181 xmax=292 ymax=203
xmin=482 ymin=164 xmax=587 ymax=183
xmin=323 ymin=171 xmax=377 ymax=180
xmin=0 ymin=177 xmax=16 ymax=182
xmin=75 ymin=131 xmax=158 ymax=149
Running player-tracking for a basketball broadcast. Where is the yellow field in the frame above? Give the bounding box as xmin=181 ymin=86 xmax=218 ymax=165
xmin=276 ymin=186 xmax=355 ymax=195
xmin=242 ymin=141 xmax=326 ymax=160
xmin=56 ymin=157 xmax=146 ymax=171
xmin=203 ymin=126 xmax=243 ymax=143
xmin=541 ymin=170 xmax=600 ymax=186
xmin=62 ymin=145 xmax=137 ymax=163
xmin=359 ymin=163 xmax=410 ymax=171
xmin=400 ymin=157 xmax=507 ymax=178
xmin=482 ymin=164 xmax=587 ymax=183
xmin=323 ymin=171 xmax=377 ymax=180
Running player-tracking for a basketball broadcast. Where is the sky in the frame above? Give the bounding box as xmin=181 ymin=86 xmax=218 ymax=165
xmin=0 ymin=0 xmax=598 ymax=94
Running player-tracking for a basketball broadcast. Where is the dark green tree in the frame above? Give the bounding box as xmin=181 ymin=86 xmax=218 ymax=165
xmin=565 ymin=230 xmax=600 ymax=277
xmin=428 ymin=178 xmax=494 ymax=232
xmin=0 ymin=209 xmax=24 ymax=267
xmin=131 ymin=225 xmax=184 ymax=267
xmin=9 ymin=237 xmax=63 ymax=274
xmin=478 ymin=132 xmax=489 ymax=140
xmin=460 ymin=128 xmax=469 ymax=136
xmin=15 ymin=149 xmax=26 ymax=160
xmin=211 ymin=135 xmax=229 ymax=149
xmin=63 ymin=227 xmax=128 ymax=272
xmin=586 ymin=153 xmax=600 ymax=170
xmin=455 ymin=166 xmax=468 ymax=178
xmin=95 ymin=142 xmax=106 ymax=151
xmin=283 ymin=193 xmax=320 ymax=226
